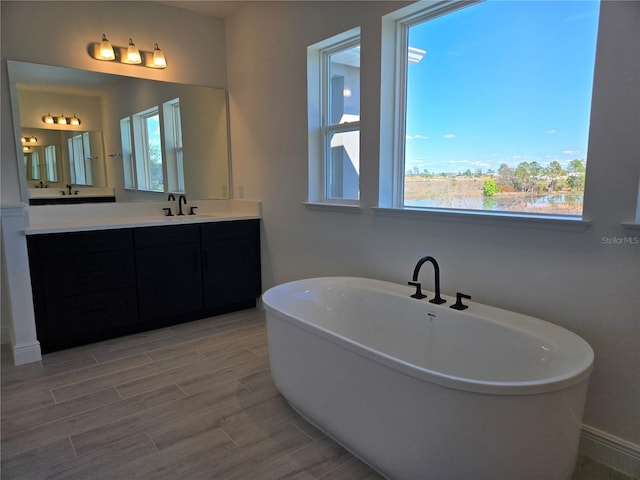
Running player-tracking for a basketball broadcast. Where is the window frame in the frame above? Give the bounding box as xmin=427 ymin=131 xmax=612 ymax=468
xmin=130 ymin=106 xmax=165 ymax=193
xmin=307 ymin=27 xmax=361 ymax=206
xmin=380 ymin=0 xmax=595 ymax=225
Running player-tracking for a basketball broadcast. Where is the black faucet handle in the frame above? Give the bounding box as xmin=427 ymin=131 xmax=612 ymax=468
xmin=162 ymin=207 xmax=174 ymax=217
xmin=408 ymin=281 xmax=427 ymax=299
xmin=188 ymin=206 xmax=198 ymax=215
xmin=451 ymin=292 xmax=471 ymax=310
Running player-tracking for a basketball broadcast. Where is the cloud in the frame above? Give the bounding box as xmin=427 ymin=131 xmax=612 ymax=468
xmin=406 ymin=134 xmax=429 ymax=140
xmin=562 ymin=149 xmax=579 ymax=155
xmin=443 ymin=134 xmax=457 ymax=139
xmin=546 ymin=129 xmax=557 ymax=134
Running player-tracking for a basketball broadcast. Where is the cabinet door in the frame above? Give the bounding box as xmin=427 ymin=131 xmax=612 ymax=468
xmin=201 ymin=221 xmax=261 ymax=309
xmin=136 ymin=243 xmax=203 ymax=323
xmin=42 ymin=288 xmax=138 ymax=353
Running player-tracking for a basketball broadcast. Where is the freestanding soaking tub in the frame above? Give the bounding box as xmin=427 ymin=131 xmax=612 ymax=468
xmin=262 ymin=277 xmax=594 ymax=480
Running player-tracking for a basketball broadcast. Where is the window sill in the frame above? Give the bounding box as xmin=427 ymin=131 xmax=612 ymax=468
xmin=303 ymin=202 xmax=363 ymax=213
xmin=372 ymin=206 xmax=592 ymax=232
xmin=621 ymin=222 xmax=640 ymax=231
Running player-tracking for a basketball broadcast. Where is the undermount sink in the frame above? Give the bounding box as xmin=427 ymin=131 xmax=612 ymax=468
xmin=164 ymin=214 xmax=217 ymax=221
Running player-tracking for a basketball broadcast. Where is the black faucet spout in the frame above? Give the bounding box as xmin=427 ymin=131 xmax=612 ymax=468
xmin=177 ymin=194 xmax=187 ymax=215
xmin=409 ymin=256 xmax=446 ymax=304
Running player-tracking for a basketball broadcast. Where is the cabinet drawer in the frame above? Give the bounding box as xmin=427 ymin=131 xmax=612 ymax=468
xmin=41 ymin=249 xmax=136 ymax=298
xmin=43 ymin=288 xmax=138 ymax=341
xmin=201 ymin=219 xmax=259 ymax=241
xmin=135 ymin=224 xmax=200 ymax=248
xmin=34 ymin=229 xmax=133 ymax=257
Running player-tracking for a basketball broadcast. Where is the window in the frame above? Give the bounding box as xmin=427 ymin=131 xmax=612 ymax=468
xmin=308 ymin=28 xmax=361 ymax=204
xmin=132 ymin=107 xmax=164 ymax=192
xmin=384 ymin=0 xmax=599 ymax=217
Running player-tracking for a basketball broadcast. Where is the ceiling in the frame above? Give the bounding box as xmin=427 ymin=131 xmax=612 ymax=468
xmin=160 ymin=1 xmax=250 ymax=18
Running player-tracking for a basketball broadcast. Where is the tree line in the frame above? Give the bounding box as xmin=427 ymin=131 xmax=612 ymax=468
xmin=406 ymin=159 xmax=586 ymax=197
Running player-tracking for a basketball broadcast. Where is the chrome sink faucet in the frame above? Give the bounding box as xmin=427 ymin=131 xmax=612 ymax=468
xmin=408 ymin=256 xmax=446 ymax=304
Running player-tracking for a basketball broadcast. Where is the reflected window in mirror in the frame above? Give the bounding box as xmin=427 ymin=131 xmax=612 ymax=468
xmin=44 ymin=145 xmax=58 ymax=182
xmin=121 ymin=99 xmax=186 ymax=194
xmin=24 ymin=145 xmax=60 ymax=184
xmin=121 ymin=118 xmax=135 ymax=189
xmin=26 ymin=150 xmax=41 ymax=180
xmin=130 ymin=106 xmax=164 ymax=192
xmin=163 ymin=98 xmax=185 ymax=192
xmin=68 ymin=133 xmax=93 ymax=185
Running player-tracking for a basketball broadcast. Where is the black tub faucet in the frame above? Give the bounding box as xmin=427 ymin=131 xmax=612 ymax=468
xmin=408 ymin=256 xmax=446 ymax=304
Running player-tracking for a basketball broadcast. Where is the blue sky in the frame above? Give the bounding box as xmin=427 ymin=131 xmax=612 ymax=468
xmin=405 ymin=0 xmax=600 ymax=174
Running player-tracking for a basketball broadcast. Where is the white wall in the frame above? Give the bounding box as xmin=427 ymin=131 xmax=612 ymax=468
xmin=225 ymin=0 xmax=640 ymax=458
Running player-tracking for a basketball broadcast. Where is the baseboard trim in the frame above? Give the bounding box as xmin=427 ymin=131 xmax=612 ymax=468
xmin=580 ymin=424 xmax=640 ymax=478
xmin=11 ymin=341 xmax=42 ymax=365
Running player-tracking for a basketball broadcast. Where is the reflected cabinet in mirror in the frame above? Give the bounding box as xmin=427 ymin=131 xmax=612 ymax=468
xmin=8 ymin=61 xmax=231 ymax=204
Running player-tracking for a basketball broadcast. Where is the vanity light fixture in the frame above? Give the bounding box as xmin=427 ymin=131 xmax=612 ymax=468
xmin=41 ymin=113 xmax=81 ymax=126
xmin=21 ymin=136 xmax=38 ymax=144
xmin=89 ymin=34 xmax=167 ymax=69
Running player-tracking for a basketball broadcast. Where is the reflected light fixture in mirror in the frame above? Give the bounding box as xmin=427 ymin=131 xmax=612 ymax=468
xmin=90 ymin=34 xmax=167 ymax=69
xmin=21 ymin=136 xmax=38 ymax=144
xmin=42 ymin=113 xmax=81 ymax=126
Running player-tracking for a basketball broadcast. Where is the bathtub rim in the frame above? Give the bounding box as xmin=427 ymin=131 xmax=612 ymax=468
xmin=262 ymin=276 xmax=595 ymax=396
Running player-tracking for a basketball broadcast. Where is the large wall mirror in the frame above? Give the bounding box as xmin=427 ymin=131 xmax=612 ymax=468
xmin=8 ymin=60 xmax=231 ymax=204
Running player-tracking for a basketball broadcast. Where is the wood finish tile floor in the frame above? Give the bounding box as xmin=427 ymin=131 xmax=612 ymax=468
xmin=0 ymin=309 xmax=633 ymax=480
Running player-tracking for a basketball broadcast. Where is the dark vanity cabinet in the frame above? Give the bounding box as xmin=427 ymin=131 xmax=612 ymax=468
xmin=201 ymin=220 xmax=261 ymax=312
xmin=27 ymin=219 xmax=261 ymax=352
xmin=26 ymin=229 xmax=138 ymax=353
xmin=135 ymin=224 xmax=204 ymax=325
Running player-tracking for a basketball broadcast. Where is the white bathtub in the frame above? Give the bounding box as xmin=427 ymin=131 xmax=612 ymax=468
xmin=262 ymin=277 xmax=594 ymax=480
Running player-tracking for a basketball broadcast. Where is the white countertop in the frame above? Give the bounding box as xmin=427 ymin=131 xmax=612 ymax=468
xmin=24 ymin=199 xmax=262 ymax=235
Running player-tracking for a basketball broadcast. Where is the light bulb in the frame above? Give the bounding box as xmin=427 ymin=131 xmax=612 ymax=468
xmin=127 ymin=38 xmax=141 ymax=64
xmin=99 ymin=34 xmax=115 ymax=60
xmin=152 ymin=43 xmax=167 ymax=68
xmin=57 ymin=114 xmax=68 ymax=125
xmin=42 ymin=113 xmax=54 ymax=124
xmin=70 ymin=115 xmax=81 ymax=126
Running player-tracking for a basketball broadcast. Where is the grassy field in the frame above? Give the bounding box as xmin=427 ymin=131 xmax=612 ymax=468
xmin=404 ymin=175 xmax=583 ymax=215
